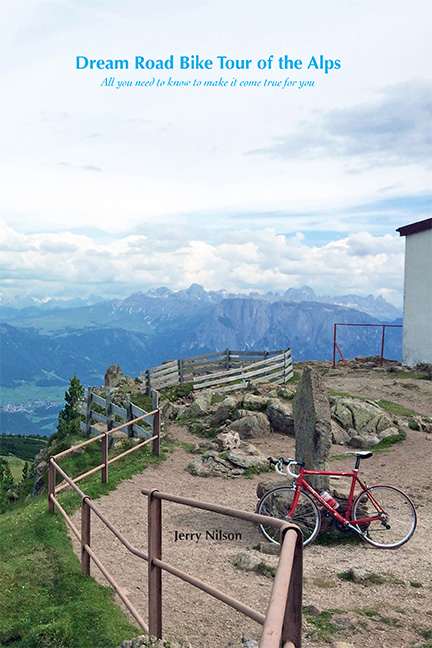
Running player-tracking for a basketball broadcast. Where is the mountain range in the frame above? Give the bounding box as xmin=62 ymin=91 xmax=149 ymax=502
xmin=0 ymin=284 xmax=403 ymax=437
xmin=1 ymin=284 xmax=403 ymax=389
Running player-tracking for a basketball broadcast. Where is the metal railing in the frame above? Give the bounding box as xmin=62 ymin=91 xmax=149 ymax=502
xmin=47 ymin=418 xmax=303 ymax=646
xmin=142 ymin=487 xmax=303 ymax=648
xmin=333 ymin=322 xmax=402 ymax=367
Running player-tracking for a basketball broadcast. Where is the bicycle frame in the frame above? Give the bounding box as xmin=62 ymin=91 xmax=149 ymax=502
xmin=292 ymin=467 xmax=387 ymax=532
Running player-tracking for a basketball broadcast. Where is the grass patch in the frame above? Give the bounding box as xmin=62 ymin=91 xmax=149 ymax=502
xmin=312 ymin=577 xmax=336 ymax=588
xmin=410 ymin=580 xmax=423 ymax=588
xmin=256 ymin=561 xmax=277 ymax=578
xmin=304 ymin=610 xmax=343 ymax=643
xmin=0 ymin=455 xmax=26 ymax=482
xmin=0 ymin=443 xmax=169 ymax=647
xmin=288 ymin=371 xmax=301 ymax=383
xmin=161 ymin=382 xmax=194 ymax=402
xmin=378 ymin=400 xmax=419 ymax=417
xmin=371 ymin=428 xmax=406 ymax=451
xmin=0 ymin=499 xmax=140 ymax=647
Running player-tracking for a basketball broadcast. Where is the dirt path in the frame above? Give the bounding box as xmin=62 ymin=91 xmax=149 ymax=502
xmin=69 ymin=369 xmax=432 ymax=648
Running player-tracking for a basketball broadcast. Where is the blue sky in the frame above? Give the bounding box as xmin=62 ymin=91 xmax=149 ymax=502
xmin=0 ymin=0 xmax=431 ymax=307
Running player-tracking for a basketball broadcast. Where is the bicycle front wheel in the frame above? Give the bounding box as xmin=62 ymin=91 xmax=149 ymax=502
xmin=257 ymin=486 xmax=320 ymax=547
xmin=353 ymin=485 xmax=417 ymax=549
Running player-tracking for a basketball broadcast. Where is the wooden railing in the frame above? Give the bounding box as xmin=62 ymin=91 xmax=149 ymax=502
xmin=47 ymin=421 xmax=303 ymax=647
xmin=140 ymin=348 xmax=293 ymax=393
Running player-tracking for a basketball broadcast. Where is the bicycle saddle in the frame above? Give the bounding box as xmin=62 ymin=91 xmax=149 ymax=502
xmin=345 ymin=451 xmax=373 ymax=459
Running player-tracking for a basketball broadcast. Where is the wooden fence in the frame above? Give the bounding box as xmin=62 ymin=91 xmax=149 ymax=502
xmin=140 ymin=348 xmax=293 ymax=393
xmin=80 ymin=388 xmax=158 ymax=439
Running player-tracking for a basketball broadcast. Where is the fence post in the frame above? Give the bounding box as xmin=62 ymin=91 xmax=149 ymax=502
xmin=48 ymin=458 xmax=55 ymax=513
xmin=146 ymin=369 xmax=151 ymax=396
xmin=81 ymin=497 xmax=91 ymax=575
xmin=152 ymin=389 xmax=159 ymax=410
xmin=225 ymin=348 xmax=230 ymax=370
xmin=178 ymin=358 xmax=184 ymax=385
xmin=101 ymin=432 xmax=108 ymax=483
xmin=126 ymin=394 xmax=133 ymax=438
xmin=105 ymin=388 xmax=113 ymax=432
xmin=85 ymin=386 xmax=92 ymax=437
xmin=153 ymin=409 xmax=161 ymax=457
xmin=148 ymin=489 xmax=162 ymax=638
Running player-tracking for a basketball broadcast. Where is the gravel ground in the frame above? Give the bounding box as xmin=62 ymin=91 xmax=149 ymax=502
xmin=69 ymin=367 xmax=432 ymax=648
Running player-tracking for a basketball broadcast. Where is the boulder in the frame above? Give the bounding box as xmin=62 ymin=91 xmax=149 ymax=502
xmin=292 ymin=367 xmax=332 ymax=490
xmin=187 ymin=442 xmax=268 ymax=478
xmin=225 ymin=445 xmax=268 ymax=470
xmin=266 ymin=398 xmax=294 ymax=435
xmin=242 ymin=393 xmax=268 ymax=411
xmin=226 ymin=412 xmax=271 ymax=439
xmin=210 ymin=395 xmax=238 ymax=425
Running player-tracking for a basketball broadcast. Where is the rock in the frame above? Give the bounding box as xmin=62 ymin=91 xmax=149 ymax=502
xmin=217 ymin=430 xmax=241 ymax=450
xmin=210 ymin=396 xmax=238 ymax=425
xmin=331 ymin=642 xmax=356 ymax=648
xmin=377 ymin=425 xmax=399 ymax=440
xmin=292 ymin=367 xmax=332 ymax=489
xmin=256 ymin=479 xmax=287 ymax=499
xmin=242 ymin=393 xmax=268 ymax=411
xmin=230 ymin=552 xmax=256 ymax=571
xmin=349 ymin=435 xmax=380 ymax=449
xmin=226 ymin=412 xmax=271 ymax=439
xmin=161 ymin=401 xmax=179 ymax=420
xmin=266 ymin=398 xmax=294 ymax=435
xmin=258 ymin=541 xmax=281 ymax=555
xmin=187 ymin=443 xmax=268 ymax=478
xmin=348 ymin=568 xmax=369 ymax=583
xmin=194 ymin=389 xmax=213 ymax=405
xmin=33 ymin=459 xmax=48 ymax=496
xmin=182 ymin=399 xmax=209 ymax=419
xmin=303 ymin=604 xmax=321 ymax=617
xmin=225 ymin=446 xmax=268 ymax=470
xmin=331 ymin=420 xmax=350 ymax=445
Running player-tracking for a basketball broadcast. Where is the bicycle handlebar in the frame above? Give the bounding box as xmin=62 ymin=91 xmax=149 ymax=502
xmin=268 ymin=456 xmax=304 ymax=478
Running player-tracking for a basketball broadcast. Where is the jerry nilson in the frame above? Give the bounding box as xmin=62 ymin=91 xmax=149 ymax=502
xmin=174 ymin=529 xmax=242 ymax=543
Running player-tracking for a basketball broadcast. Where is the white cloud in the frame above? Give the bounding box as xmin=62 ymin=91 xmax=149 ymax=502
xmin=0 ymin=220 xmax=405 ymax=306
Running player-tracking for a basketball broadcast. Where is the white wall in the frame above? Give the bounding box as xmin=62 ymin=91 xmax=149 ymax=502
xmin=402 ymin=227 xmax=432 ymax=365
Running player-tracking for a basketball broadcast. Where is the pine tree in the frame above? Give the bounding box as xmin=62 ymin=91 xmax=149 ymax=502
xmin=57 ymin=374 xmax=85 ymax=439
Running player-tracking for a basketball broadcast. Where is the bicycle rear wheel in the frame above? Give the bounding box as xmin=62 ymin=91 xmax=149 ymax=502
xmin=257 ymin=486 xmax=320 ymax=547
xmin=353 ymin=485 xmax=417 ymax=549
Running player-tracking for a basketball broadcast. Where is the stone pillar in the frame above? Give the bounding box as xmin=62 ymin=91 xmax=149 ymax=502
xmin=292 ymin=367 xmax=332 ymax=490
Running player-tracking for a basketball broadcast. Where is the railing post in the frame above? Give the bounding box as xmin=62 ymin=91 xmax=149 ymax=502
xmin=282 ymin=529 xmax=303 ymax=648
xmin=48 ymin=458 xmax=55 ymax=513
xmin=148 ymin=488 xmax=162 ymax=638
xmin=226 ymin=348 xmax=230 ymax=370
xmin=178 ymin=358 xmax=184 ymax=384
xmin=81 ymin=497 xmax=91 ymax=575
xmin=101 ymin=432 xmax=108 ymax=483
xmin=153 ymin=409 xmax=161 ymax=457
xmin=333 ymin=323 xmax=337 ymax=367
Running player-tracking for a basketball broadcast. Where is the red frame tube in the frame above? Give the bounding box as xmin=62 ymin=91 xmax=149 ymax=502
xmin=292 ymin=467 xmax=386 ymax=526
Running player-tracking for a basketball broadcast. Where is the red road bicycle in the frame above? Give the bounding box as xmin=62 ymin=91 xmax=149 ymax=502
xmin=257 ymin=451 xmax=417 ymax=549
